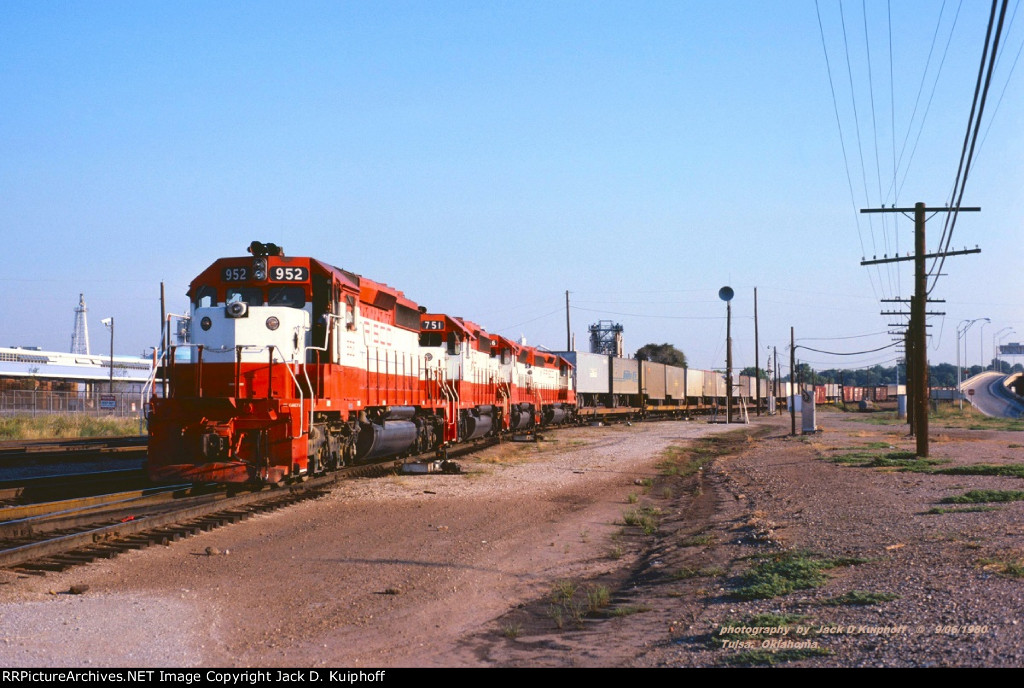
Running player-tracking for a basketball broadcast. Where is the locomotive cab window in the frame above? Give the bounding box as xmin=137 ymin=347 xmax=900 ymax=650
xmin=447 ymin=332 xmax=460 ymax=355
xmin=226 ymin=287 xmax=263 ymax=305
xmin=268 ymin=285 xmax=305 ymax=308
xmin=419 ymin=331 xmax=443 ymax=347
xmin=193 ymin=285 xmax=216 ymax=309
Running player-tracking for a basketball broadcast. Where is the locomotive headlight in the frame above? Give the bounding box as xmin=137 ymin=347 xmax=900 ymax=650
xmin=265 ymin=316 xmax=280 ymax=331
xmin=253 ymin=258 xmax=267 ymax=281
xmin=200 ymin=316 xmax=212 ymax=331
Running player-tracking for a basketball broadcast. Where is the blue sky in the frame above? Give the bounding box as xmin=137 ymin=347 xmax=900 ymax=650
xmin=1 ymin=1 xmax=1021 ymax=374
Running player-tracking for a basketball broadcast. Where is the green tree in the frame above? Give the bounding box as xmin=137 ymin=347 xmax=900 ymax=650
xmin=634 ymin=343 xmax=687 ymax=368
xmin=739 ymin=366 xmax=768 ymax=380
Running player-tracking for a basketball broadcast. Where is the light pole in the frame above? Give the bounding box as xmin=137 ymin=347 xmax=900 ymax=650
xmin=994 ymin=327 xmax=1015 ymax=373
xmin=101 ymin=317 xmax=114 ymax=393
xmin=957 ymin=318 xmax=988 ymax=410
xmin=979 ymin=320 xmax=990 ymax=371
xmin=719 ymin=287 xmax=734 ymax=424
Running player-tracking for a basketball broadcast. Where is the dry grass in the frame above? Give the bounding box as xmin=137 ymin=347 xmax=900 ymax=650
xmin=475 ymin=443 xmax=542 ymax=465
xmin=0 ymin=414 xmax=144 ymax=439
xmin=979 ymin=553 xmax=1024 ymax=578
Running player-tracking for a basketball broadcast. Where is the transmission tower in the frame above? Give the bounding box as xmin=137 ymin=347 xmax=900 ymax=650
xmin=70 ymin=293 xmax=90 ymax=355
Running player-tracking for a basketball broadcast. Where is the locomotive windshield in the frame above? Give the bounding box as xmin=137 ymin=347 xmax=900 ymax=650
xmin=268 ymin=285 xmax=306 ymax=308
xmin=226 ymin=287 xmax=263 ymax=305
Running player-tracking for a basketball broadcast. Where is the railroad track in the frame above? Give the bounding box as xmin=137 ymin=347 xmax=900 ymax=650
xmin=0 ymin=442 xmax=479 ymax=575
xmin=0 ymin=436 xmax=148 ymax=462
xmin=0 ymin=468 xmax=150 ymax=506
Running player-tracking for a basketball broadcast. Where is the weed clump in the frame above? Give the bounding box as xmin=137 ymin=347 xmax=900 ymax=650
xmin=941 ymin=490 xmax=1024 ymax=504
xmin=979 ymin=556 xmax=1024 ymax=578
xmin=822 ymin=590 xmax=899 ymax=606
xmin=734 ymin=551 xmax=864 ymax=600
xmin=546 ymin=581 xmax=617 ymax=628
xmin=623 ymin=507 xmax=661 ymax=535
xmin=936 ymin=464 xmax=1024 ymax=478
xmin=501 ymin=622 xmax=521 ymax=639
xmin=925 ymin=505 xmax=1000 ymax=515
xmin=680 ymin=533 xmax=716 ymax=547
xmin=825 ymin=450 xmax=945 ymax=472
xmin=671 ymin=565 xmax=726 ymax=580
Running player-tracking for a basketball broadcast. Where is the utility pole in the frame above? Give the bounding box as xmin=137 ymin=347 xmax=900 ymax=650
xmin=565 ymin=290 xmax=571 ymax=351
xmin=160 ymin=282 xmax=167 ymax=398
xmin=905 ymin=327 xmax=913 ymax=430
xmin=885 ymin=296 xmax=944 ymax=428
xmin=861 ymin=203 xmax=980 ymax=457
xmin=773 ymin=346 xmax=778 ymax=408
xmin=790 ymin=327 xmax=796 ymax=436
xmin=754 ymin=287 xmax=760 ymax=416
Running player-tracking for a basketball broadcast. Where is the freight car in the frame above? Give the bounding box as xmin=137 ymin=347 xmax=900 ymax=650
xmin=147 ymin=243 xmax=576 ymax=484
xmin=554 ymin=351 xmax=765 ymax=419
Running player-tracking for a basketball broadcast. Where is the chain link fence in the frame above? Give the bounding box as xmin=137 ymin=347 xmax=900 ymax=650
xmin=0 ymin=389 xmax=148 ymax=418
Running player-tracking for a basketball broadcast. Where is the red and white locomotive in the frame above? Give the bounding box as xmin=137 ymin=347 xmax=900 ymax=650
xmin=147 ymin=242 xmax=576 ymax=484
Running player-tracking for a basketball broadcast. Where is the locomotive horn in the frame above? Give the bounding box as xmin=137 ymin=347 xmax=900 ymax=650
xmin=247 ymin=241 xmax=284 ymax=257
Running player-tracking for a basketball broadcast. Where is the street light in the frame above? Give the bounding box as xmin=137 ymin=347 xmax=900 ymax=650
xmin=994 ymin=327 xmax=1015 ymax=372
xmin=719 ymin=286 xmax=734 ymax=423
xmin=101 ymin=317 xmax=114 ymax=393
xmin=957 ymin=318 xmax=987 ymax=410
xmin=979 ymin=320 xmax=991 ymax=370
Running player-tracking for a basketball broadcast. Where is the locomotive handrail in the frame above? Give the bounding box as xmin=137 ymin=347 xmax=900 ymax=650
xmin=302 ymin=312 xmax=343 ymax=427
xmin=226 ymin=342 xmax=309 ymax=440
xmin=153 ymin=341 xmax=310 ymax=440
xmin=142 ymin=312 xmax=191 ymax=411
xmin=437 ymin=367 xmax=460 ymax=442
xmin=141 ymin=347 xmax=164 ymax=415
xmin=268 ymin=344 xmax=308 ymax=440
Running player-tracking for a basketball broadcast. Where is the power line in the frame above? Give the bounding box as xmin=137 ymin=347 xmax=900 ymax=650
xmin=571 ymin=306 xmax=729 ymax=321
xmin=798 ymin=330 xmax=891 ymax=341
xmin=862 ymin=0 xmax=899 ymax=299
xmin=929 ymin=0 xmax=1009 ymax=295
xmin=974 ymin=0 xmax=1024 ymax=165
xmin=895 ymin=0 xmax=964 ymax=200
xmin=796 ymin=341 xmax=898 ymax=356
xmin=495 ymin=307 xmax=563 ymax=333
xmin=816 ymin=0 xmax=879 ymax=299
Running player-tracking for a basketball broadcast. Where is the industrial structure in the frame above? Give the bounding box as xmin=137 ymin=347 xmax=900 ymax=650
xmin=588 ymin=320 xmax=624 ymax=356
